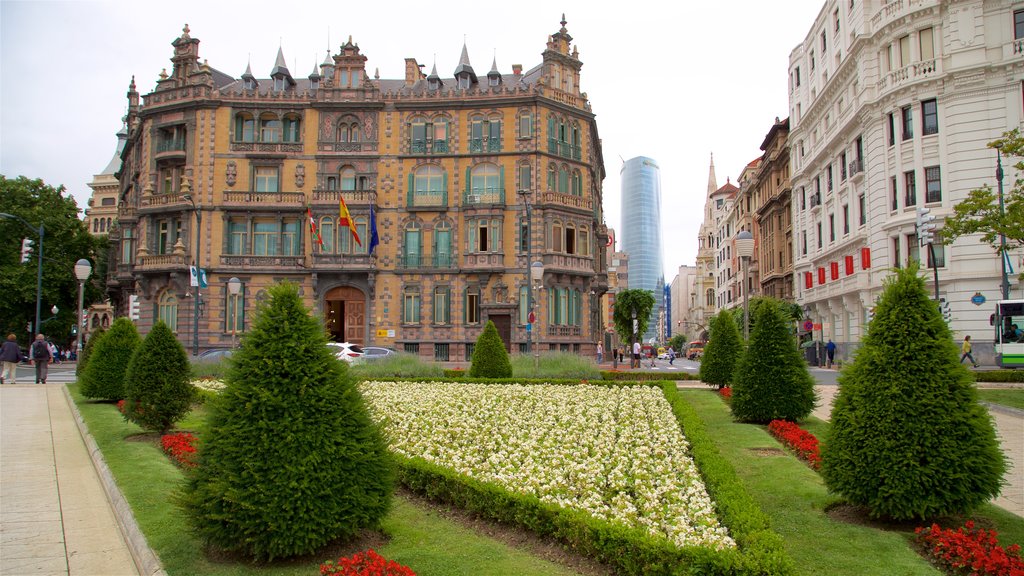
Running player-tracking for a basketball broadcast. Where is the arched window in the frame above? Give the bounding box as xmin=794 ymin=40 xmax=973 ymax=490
xmin=565 ymin=223 xmax=576 ymax=255
xmin=571 ymin=170 xmax=583 ymax=197
xmin=558 ymin=166 xmax=569 ymax=194
xmin=92 ymin=219 xmax=99 ymax=233
xmin=706 ymin=288 xmax=714 ymax=306
xmin=340 ymin=166 xmax=357 ymax=191
xmin=282 ymin=113 xmax=301 ymax=143
xmin=234 ymin=112 xmax=255 ymax=142
xmin=259 ymin=113 xmax=281 ymax=142
xmin=434 ymin=221 xmax=453 ymax=267
xmin=410 ymin=165 xmax=446 ymax=208
xmin=106 ymin=218 xmax=112 ymax=231
xmin=320 ymin=216 xmax=335 ymax=253
xmin=547 ymin=164 xmax=556 ymax=192
xmin=470 ymin=163 xmax=501 ymax=202
xmin=551 ymin=220 xmax=563 ymax=252
xmin=349 ymin=123 xmax=360 ymax=142
xmin=578 ymin=225 xmax=590 ymax=256
xmin=158 ymin=291 xmax=178 ymax=333
xmin=409 ymin=117 xmax=427 ymax=153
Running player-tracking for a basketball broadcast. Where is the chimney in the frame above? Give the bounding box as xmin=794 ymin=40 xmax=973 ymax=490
xmin=405 ymin=58 xmax=424 ymax=85
xmin=512 ymin=64 xmax=522 ymax=77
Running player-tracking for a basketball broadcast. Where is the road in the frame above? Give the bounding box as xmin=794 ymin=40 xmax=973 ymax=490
xmin=616 ymin=357 xmax=842 ymax=386
xmin=3 ymin=362 xmax=79 ymax=385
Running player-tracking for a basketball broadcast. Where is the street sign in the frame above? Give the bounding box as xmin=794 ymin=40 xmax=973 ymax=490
xmin=812 ymin=323 xmax=822 ymax=330
xmin=526 ymin=323 xmax=532 ymax=332
xmin=803 ymin=320 xmax=814 ymax=331
xmin=971 ymin=292 xmax=986 ymax=306
xmin=528 ymin=311 xmax=536 ymax=324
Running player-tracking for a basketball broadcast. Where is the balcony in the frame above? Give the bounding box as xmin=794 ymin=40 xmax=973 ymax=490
xmin=468 ymin=137 xmax=502 ymax=154
xmin=135 ymin=253 xmax=188 ymax=272
xmin=311 ymin=252 xmax=373 ymax=269
xmin=463 ymin=187 xmax=505 ymax=206
xmin=406 ymin=189 xmax=448 ymax=210
xmin=139 ymin=192 xmax=193 ymax=213
xmin=316 ymin=141 xmax=377 ymax=153
xmin=546 ymin=325 xmax=581 ymax=337
xmin=547 ymin=139 xmax=582 ymax=161
xmin=311 ymin=189 xmax=373 ymax=206
xmin=231 ymin=141 xmax=304 ymax=153
xmin=849 ymin=159 xmax=864 ymax=182
xmin=542 ymin=253 xmax=595 ymax=274
xmin=876 ymin=59 xmax=939 ymax=94
xmin=462 ymin=252 xmax=505 ymax=271
xmin=222 ymin=190 xmax=305 ymax=208
xmin=809 ymin=193 xmax=822 ymax=209
xmin=154 ymin=138 xmax=186 ymax=160
xmin=396 ymin=253 xmax=456 ymax=270
xmin=219 ymin=255 xmax=305 ymax=269
xmin=540 ymin=191 xmax=593 ymax=212
xmin=410 ymin=139 xmax=449 ymax=155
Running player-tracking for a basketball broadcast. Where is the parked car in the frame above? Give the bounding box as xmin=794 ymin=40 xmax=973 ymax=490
xmin=327 ymin=342 xmax=364 ymax=362
xmin=194 ymin=348 xmax=234 ymax=362
xmin=360 ymin=346 xmax=397 ymax=361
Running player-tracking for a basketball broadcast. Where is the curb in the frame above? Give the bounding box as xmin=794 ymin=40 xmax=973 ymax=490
xmin=61 ymin=385 xmax=167 ymax=576
xmin=979 ymin=401 xmax=1024 ymax=418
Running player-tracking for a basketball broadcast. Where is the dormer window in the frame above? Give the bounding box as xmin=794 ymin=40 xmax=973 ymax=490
xmin=428 ymin=77 xmax=439 ymax=90
xmin=310 ymin=77 xmax=319 ymax=91
xmin=274 ymin=77 xmax=284 ymax=91
xmin=488 ymin=75 xmax=499 ymax=87
xmin=458 ymin=76 xmax=471 ymax=89
xmin=244 ymin=78 xmax=256 ymax=90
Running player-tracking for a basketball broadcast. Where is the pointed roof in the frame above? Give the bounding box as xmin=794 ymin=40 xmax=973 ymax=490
xmin=706 ymin=153 xmax=717 ymax=197
xmin=309 ymin=57 xmax=321 ymax=79
xmin=453 ymin=41 xmax=477 ymax=83
xmin=270 ymin=46 xmax=292 ymax=78
xmin=427 ymin=60 xmax=442 ymax=87
xmin=242 ymin=60 xmax=255 ymax=80
xmin=101 ymin=124 xmax=128 ymax=176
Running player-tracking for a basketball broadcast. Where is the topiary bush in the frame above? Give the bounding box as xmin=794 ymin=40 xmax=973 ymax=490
xmin=699 ymin=310 xmax=741 ymax=389
xmin=730 ymin=301 xmax=816 ymax=423
xmin=80 ymin=318 xmax=140 ymax=400
xmin=76 ymin=326 xmax=106 ymax=378
xmin=122 ymin=321 xmax=194 ymax=434
xmin=180 ymin=282 xmax=394 ymax=561
xmin=469 ymin=320 xmax=512 ymax=378
xmin=821 ymin=264 xmax=1006 ymax=521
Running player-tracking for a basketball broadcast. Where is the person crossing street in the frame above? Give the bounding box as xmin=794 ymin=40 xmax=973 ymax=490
xmin=30 ymin=333 xmax=53 ymax=384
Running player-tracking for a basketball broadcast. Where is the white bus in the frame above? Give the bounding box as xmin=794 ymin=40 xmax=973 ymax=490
xmin=993 ymin=299 xmax=1024 ymax=369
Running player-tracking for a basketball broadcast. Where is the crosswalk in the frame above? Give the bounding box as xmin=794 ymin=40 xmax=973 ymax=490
xmin=3 ymin=364 xmax=79 ymax=385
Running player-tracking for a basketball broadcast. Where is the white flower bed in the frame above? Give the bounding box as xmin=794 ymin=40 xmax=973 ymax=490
xmin=359 ymin=381 xmax=735 ymax=550
xmin=191 ymin=378 xmax=226 ymax=392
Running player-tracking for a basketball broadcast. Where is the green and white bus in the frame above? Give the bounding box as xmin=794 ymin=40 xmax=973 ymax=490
xmin=993 ymin=299 xmax=1024 ymax=368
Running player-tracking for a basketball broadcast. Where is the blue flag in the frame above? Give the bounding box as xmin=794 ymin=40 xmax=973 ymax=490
xmin=369 ymin=204 xmax=380 ymax=255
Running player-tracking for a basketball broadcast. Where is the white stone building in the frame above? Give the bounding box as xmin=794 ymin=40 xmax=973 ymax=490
xmin=789 ymin=0 xmax=1024 ymax=361
xmin=670 ymin=264 xmax=698 ymax=339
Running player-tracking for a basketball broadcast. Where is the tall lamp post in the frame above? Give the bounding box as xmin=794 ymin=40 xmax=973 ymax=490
xmin=183 ymin=189 xmax=201 ymax=356
xmin=735 ymin=230 xmax=755 ymax=341
xmin=531 ymin=261 xmax=545 ymax=370
xmin=1 ymin=213 xmax=44 ymax=339
xmin=228 ymin=277 xmax=241 ymax=348
xmin=74 ymin=259 xmax=92 ymax=356
xmin=631 ymin=309 xmax=638 ymax=368
xmin=518 ymin=190 xmax=534 ymax=357
xmin=996 ymin=144 xmax=1010 ymax=300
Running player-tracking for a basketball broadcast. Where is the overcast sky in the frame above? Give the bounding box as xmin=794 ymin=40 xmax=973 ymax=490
xmin=1 ymin=0 xmax=825 ymax=280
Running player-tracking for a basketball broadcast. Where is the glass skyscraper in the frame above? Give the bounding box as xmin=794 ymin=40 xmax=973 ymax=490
xmin=620 ymin=156 xmax=664 ymax=343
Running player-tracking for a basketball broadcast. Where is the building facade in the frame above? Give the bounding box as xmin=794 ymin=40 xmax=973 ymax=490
xmin=789 ymin=0 xmax=1024 ymax=361
xmin=619 ymin=156 xmax=665 ymax=342
xmin=752 ymin=117 xmax=794 ymax=302
xmin=669 ymin=264 xmax=697 ymax=340
xmin=106 ymin=20 xmax=609 ymax=360
xmin=85 ymin=125 xmax=127 ymax=235
xmin=686 ymin=156 xmax=724 ymax=340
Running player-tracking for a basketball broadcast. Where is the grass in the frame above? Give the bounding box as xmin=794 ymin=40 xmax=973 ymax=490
xmin=348 ymin=353 xmax=445 ymax=379
xmin=509 ymin=352 xmax=602 ymax=380
xmin=977 ymin=388 xmax=1024 ymax=411
xmin=69 ymin=384 xmax=582 ymax=576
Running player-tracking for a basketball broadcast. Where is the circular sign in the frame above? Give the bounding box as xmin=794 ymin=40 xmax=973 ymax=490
xmin=528 ymin=311 xmax=536 ymax=324
xmin=803 ymin=320 xmax=814 ymax=331
xmin=970 ymin=293 xmax=986 ymax=306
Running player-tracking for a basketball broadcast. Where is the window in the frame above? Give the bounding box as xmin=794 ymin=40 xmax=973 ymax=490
xmin=817 ymin=222 xmax=823 ymax=249
xmin=901 ymin=105 xmax=913 ymax=140
xmin=908 ymin=233 xmax=920 ymax=264
xmin=1016 ymin=9 xmax=1024 ymax=39
xmin=565 ymin=223 xmax=576 ymax=254
xmin=403 ymin=223 xmax=421 ymax=267
xmin=410 ymin=120 xmax=427 ymax=153
xmin=470 ymin=117 xmax=501 ymax=153
xmin=158 ymin=291 xmax=178 ymax=333
xmin=254 ymin=166 xmax=279 ymax=192
xmin=410 ymin=165 xmax=446 ymax=207
xmin=840 ymin=152 xmax=847 ymax=181
xmin=340 ymin=167 xmax=356 ymax=191
xmin=578 ymin=225 xmax=590 ymax=256
xmin=810 ymin=49 xmax=815 ymax=71
xmin=928 ymin=232 xmax=946 ymax=268
xmin=433 ymin=286 xmax=450 ymax=324
xmin=829 ymin=213 xmax=836 ymax=242
xmin=802 ymin=231 xmax=808 ymax=255
xmin=253 ymin=221 xmax=278 ymax=255
xmin=434 ymin=222 xmax=452 ymax=267
xmin=821 ymin=30 xmax=827 ymax=53
xmin=843 ymin=204 xmax=850 ymax=235
xmin=893 ymin=237 xmax=902 ymax=268
xmin=898 ymin=35 xmax=911 ymax=67
xmin=922 ymin=99 xmax=938 ymax=135
xmin=121 ymin=227 xmax=135 ymax=264
xmin=795 ymin=66 xmax=801 ymax=87
xmin=225 ymin=283 xmax=244 ymax=332
xmin=827 ymin=164 xmax=833 ymax=191
xmin=571 ymin=170 xmax=583 ymax=197
xmin=227 ymin=220 xmax=247 ymax=254
xmin=519 ymin=113 xmax=532 ymax=138
xmin=519 ymin=164 xmax=532 ymax=191
xmin=858 ymin=193 xmax=866 ymax=226
xmin=259 ymin=113 xmax=281 ymax=142
xmin=234 ymin=113 xmax=255 ymax=142
xmin=465 ymin=287 xmax=480 ymax=324
xmin=888 ymin=112 xmax=896 ymax=146
xmin=925 ymin=166 xmax=942 ymax=203
xmin=551 ymin=221 xmax=563 ymax=252
xmin=919 ymin=27 xmax=934 ymax=61
xmin=159 ymin=165 xmax=180 ymax=194
xmin=904 ymin=170 xmax=917 ymax=206
xmin=402 ymin=287 xmax=421 ymax=324
xmin=282 ymin=114 xmax=301 ymax=142
xmin=891 ymin=176 xmax=898 ymax=211
xmin=468 ymin=218 xmax=501 ymax=252
xmin=470 ymin=163 xmax=501 ymax=201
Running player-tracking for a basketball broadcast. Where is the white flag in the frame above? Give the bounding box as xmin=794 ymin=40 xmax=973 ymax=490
xmin=190 ymin=266 xmax=198 ymax=287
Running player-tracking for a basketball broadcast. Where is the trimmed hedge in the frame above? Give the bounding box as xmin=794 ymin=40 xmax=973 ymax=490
xmin=122 ymin=321 xmax=194 ymax=434
xmin=469 ymin=320 xmax=513 ymax=378
xmin=80 ymin=318 xmax=140 ymax=400
xmin=974 ymin=370 xmax=1024 ymax=383
xmin=700 ymin=311 xmax=742 ymax=389
xmin=600 ymin=370 xmax=700 ymax=381
xmin=389 ymin=379 xmax=794 ymax=575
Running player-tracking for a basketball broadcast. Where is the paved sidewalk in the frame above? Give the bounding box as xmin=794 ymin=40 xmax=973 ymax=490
xmin=1 ymin=384 xmax=143 ymax=576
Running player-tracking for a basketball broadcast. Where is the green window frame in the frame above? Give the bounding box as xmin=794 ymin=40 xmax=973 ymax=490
xmin=404 ymin=224 xmax=422 ymax=266
xmin=254 ymin=166 xmax=279 ymax=193
xmin=434 ymin=224 xmax=452 ymax=267
xmin=433 ymin=286 xmax=451 ymax=325
xmin=403 ymin=288 xmax=421 ymax=324
xmin=227 ymin=220 xmax=246 ymax=255
xmin=158 ymin=291 xmax=178 ymax=333
xmin=465 ymin=287 xmax=480 ymax=324
xmin=234 ymin=113 xmax=255 ymax=143
xmin=253 ymin=221 xmax=279 ymax=255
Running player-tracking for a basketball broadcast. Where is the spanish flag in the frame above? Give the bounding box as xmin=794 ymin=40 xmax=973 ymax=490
xmin=339 ymin=194 xmax=361 ymax=246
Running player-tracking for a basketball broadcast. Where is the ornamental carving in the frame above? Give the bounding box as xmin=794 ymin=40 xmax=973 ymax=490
xmin=295 ymin=163 xmax=305 ymax=188
xmin=226 ymin=161 xmax=237 ymax=187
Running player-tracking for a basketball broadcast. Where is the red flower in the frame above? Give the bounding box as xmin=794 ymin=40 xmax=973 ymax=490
xmin=916 ymin=522 xmax=1024 ymax=576
xmin=320 ymin=549 xmax=416 ymax=576
xmin=719 ymin=387 xmax=732 ymax=399
xmin=767 ymin=420 xmax=821 ymax=469
xmin=160 ymin=432 xmax=198 ymax=469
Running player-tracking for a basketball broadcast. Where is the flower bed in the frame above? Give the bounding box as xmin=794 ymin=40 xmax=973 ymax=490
xmin=766 ymin=420 xmax=820 ymax=470
xmin=915 ymin=521 xmax=1024 ymax=575
xmin=359 ymin=381 xmax=734 ymax=551
xmin=718 ymin=387 xmax=732 ymax=400
xmin=320 ymin=549 xmax=415 ymax=576
xmin=160 ymin=432 xmax=198 ymax=469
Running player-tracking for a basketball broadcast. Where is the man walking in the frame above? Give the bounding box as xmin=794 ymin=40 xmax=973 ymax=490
xmin=826 ymin=339 xmax=837 ymax=369
xmin=0 ymin=334 xmax=21 ymax=384
xmin=632 ymin=341 xmax=641 ymax=369
xmin=596 ymin=342 xmax=604 ymax=364
xmin=960 ymin=335 xmax=979 ymax=368
xmin=30 ymin=333 xmax=53 ymax=384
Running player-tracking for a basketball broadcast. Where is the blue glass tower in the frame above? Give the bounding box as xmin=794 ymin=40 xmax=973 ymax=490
xmin=620 ymin=156 xmax=664 ymax=342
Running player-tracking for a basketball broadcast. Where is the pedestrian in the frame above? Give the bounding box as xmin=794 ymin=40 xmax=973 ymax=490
xmin=30 ymin=334 xmax=53 ymax=384
xmin=0 ymin=334 xmax=21 ymax=384
xmin=668 ymin=347 xmax=675 ymax=365
xmin=960 ymin=335 xmax=979 ymax=368
xmin=596 ymin=342 xmax=604 ymax=364
xmin=826 ymin=339 xmax=837 ymax=369
xmin=632 ymin=341 xmax=641 ymax=369
xmin=47 ymin=340 xmax=60 ymax=364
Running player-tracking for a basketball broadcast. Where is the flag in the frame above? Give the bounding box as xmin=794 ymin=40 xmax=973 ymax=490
xmin=339 ymin=194 xmax=362 ymax=247
xmin=369 ymin=203 xmax=379 ymax=254
xmin=307 ymin=207 xmax=323 ymax=248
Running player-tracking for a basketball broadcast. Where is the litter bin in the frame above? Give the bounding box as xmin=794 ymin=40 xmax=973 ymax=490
xmin=801 ymin=340 xmax=818 ymax=366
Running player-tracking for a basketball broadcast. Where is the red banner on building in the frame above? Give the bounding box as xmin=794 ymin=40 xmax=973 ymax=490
xmin=818 ymin=267 xmax=826 ymax=285
xmin=845 ymin=255 xmax=854 ymax=275
xmin=830 ymin=261 xmax=839 ymax=280
xmin=861 ymin=247 xmax=871 ymax=269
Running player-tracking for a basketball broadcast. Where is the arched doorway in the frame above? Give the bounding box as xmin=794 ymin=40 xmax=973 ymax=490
xmin=325 ymin=286 xmax=365 ymax=344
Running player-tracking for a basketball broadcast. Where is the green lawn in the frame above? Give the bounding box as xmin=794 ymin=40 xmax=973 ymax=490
xmin=977 ymin=388 xmax=1024 ymax=411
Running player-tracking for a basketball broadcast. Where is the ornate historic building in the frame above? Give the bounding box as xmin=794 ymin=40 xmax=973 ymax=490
xmin=106 ymin=19 xmax=609 ymax=360
xmin=85 ymin=125 xmax=127 ymax=235
xmin=752 ymin=117 xmax=793 ymax=302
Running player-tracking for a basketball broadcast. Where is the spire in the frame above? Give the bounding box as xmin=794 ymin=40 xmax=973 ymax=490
xmin=309 ymin=57 xmax=320 ymax=80
xmin=101 ymin=123 xmax=129 ymax=176
xmin=271 ymin=46 xmax=290 ymax=78
xmin=487 ymin=52 xmax=501 ymax=85
xmin=242 ymin=58 xmax=257 ymax=90
xmin=427 ymin=58 xmax=442 ymax=89
xmin=453 ymin=40 xmax=477 ymax=84
xmin=707 ymin=153 xmax=718 ymax=197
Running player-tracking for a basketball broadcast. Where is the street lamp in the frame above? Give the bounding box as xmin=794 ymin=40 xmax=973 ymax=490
xmin=0 ymin=213 xmax=44 ymax=339
xmin=735 ymin=230 xmax=755 ymax=341
xmin=631 ymin=309 xmax=638 ymax=368
xmin=518 ymin=190 xmax=534 ymax=358
xmin=996 ymin=144 xmax=1010 ymax=300
xmin=531 ymin=260 xmax=545 ymax=370
xmin=183 ymin=189 xmax=201 ymax=356
xmin=228 ymin=277 xmax=241 ymax=349
xmin=74 ymin=258 xmax=92 ymax=356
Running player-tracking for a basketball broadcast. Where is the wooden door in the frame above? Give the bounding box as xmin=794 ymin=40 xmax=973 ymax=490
xmin=489 ymin=313 xmax=512 ymax=352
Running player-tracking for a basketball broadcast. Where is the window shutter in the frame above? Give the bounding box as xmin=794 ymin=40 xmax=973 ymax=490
xmin=407 ymin=173 xmax=414 ymax=206
xmin=499 ymin=165 xmax=505 ymax=203
xmin=442 ymin=171 xmax=448 ymax=206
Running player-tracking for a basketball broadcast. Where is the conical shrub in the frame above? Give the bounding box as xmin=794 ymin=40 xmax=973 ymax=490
xmin=699 ymin=310 xmax=741 ymax=389
xmin=469 ymin=320 xmax=512 ymax=378
xmin=731 ymin=301 xmax=816 ymax=423
xmin=821 ymin=264 xmax=1006 ymax=520
xmin=76 ymin=326 xmax=106 ymax=378
xmin=180 ymin=282 xmax=393 ymax=561
xmin=80 ymin=318 xmax=140 ymax=400
xmin=123 ymin=321 xmax=194 ymax=434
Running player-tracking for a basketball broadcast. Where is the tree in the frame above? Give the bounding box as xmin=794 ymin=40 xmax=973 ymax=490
xmin=730 ymin=301 xmax=816 ymax=423
xmin=76 ymin=326 xmax=105 ymax=377
xmin=79 ymin=318 xmax=140 ymax=400
xmin=0 ymin=176 xmax=107 ymax=349
xmin=943 ymin=129 xmax=1024 ymax=269
xmin=667 ymin=334 xmax=687 ymax=355
xmin=821 ymin=263 xmax=1006 ymax=520
xmin=123 ymin=321 xmax=194 ymax=434
xmin=611 ymin=289 xmax=656 ymax=346
xmin=469 ymin=320 xmax=513 ymax=378
xmin=699 ymin=310 xmax=741 ymax=389
xmin=181 ymin=282 xmax=393 ymax=561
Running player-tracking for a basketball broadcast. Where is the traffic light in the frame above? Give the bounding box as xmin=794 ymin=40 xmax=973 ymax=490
xmin=939 ymin=298 xmax=952 ymax=323
xmin=866 ymin=307 xmax=874 ymax=325
xmin=20 ymin=238 xmax=33 ymax=263
xmin=916 ymin=206 xmax=936 ymax=245
xmin=129 ymin=294 xmax=141 ymax=321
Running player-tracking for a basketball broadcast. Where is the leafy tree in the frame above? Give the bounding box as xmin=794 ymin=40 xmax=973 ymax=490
xmin=80 ymin=318 xmax=140 ymax=400
xmin=611 ymin=289 xmax=656 ymax=346
xmin=667 ymin=334 xmax=687 ymax=355
xmin=469 ymin=320 xmax=513 ymax=378
xmin=730 ymin=296 xmax=802 ymax=338
xmin=181 ymin=282 xmax=393 ymax=561
xmin=699 ymin=310 xmax=741 ymax=389
xmin=76 ymin=326 xmax=105 ymax=377
xmin=730 ymin=301 xmax=816 ymax=423
xmin=123 ymin=321 xmax=194 ymax=434
xmin=821 ymin=263 xmax=1006 ymax=520
xmin=943 ymin=129 xmax=1024 ymax=273
xmin=0 ymin=176 xmax=107 ymax=349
